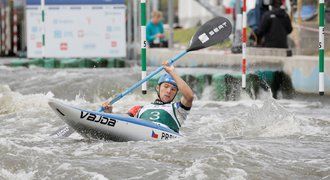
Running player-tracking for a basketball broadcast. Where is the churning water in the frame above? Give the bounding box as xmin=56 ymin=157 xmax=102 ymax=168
xmin=0 ymin=66 xmax=329 ymax=179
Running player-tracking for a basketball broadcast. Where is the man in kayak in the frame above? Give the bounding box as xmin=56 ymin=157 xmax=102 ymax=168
xmin=102 ymin=62 xmax=194 ymax=133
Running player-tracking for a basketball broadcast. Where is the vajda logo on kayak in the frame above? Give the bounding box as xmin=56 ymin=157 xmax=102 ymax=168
xmin=80 ymin=111 xmax=116 ymax=127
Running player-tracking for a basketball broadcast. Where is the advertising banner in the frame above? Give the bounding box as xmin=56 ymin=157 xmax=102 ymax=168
xmin=26 ymin=0 xmax=126 ymax=58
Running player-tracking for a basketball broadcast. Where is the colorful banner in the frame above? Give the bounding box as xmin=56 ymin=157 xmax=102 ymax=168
xmin=26 ymin=1 xmax=126 ymax=58
xmin=26 ymin=0 xmax=124 ymax=5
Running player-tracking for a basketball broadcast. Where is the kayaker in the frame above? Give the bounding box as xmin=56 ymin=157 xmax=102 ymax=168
xmin=102 ymin=62 xmax=194 ymax=133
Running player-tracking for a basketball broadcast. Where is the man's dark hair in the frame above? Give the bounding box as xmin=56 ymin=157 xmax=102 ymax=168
xmin=272 ymin=0 xmax=282 ymax=8
xmin=262 ymin=0 xmax=282 ymax=8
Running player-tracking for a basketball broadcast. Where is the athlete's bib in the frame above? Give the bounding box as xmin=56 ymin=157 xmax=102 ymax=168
xmin=137 ymin=101 xmax=188 ymax=133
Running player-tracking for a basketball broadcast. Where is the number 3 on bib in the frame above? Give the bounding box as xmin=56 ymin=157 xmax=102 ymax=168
xmin=149 ymin=111 xmax=160 ymax=120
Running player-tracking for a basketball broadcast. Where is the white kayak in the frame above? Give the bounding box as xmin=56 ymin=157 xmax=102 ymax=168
xmin=48 ymin=99 xmax=181 ymax=141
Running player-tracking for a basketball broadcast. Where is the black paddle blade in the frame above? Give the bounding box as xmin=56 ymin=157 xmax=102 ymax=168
xmin=187 ymin=16 xmax=232 ymax=52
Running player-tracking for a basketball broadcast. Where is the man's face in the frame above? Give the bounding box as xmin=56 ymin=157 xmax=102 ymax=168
xmin=152 ymin=16 xmax=161 ymax=24
xmin=157 ymin=82 xmax=178 ymax=103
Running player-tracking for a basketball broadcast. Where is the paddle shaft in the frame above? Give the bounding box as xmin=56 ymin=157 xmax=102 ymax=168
xmin=99 ymin=50 xmax=188 ymax=111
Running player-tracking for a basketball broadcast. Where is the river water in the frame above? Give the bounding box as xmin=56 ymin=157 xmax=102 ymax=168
xmin=0 ymin=66 xmax=329 ymax=180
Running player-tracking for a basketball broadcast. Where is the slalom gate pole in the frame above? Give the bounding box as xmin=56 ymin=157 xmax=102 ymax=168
xmin=41 ymin=0 xmax=45 ymax=58
xmin=141 ymin=0 xmax=147 ymax=94
xmin=242 ymin=0 xmax=247 ymax=89
xmin=319 ymin=0 xmax=325 ymax=95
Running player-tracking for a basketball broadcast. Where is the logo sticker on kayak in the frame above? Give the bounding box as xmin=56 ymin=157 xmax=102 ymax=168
xmin=151 ymin=130 xmax=177 ymax=140
xmin=161 ymin=132 xmax=177 ymax=140
xmin=80 ymin=111 xmax=116 ymax=127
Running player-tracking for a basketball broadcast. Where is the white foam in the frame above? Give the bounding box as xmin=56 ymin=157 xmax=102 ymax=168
xmin=178 ymin=159 xmax=209 ymax=179
xmin=0 ymin=88 xmax=55 ymax=115
xmin=0 ymin=65 xmax=13 ymax=70
xmin=243 ymin=97 xmax=302 ymax=137
xmin=278 ymin=99 xmax=324 ymax=109
xmin=72 ymin=143 xmax=105 ymax=156
xmin=0 ymin=137 xmax=55 ymax=155
xmin=0 ymin=84 xmax=11 ymax=93
xmin=200 ymin=85 xmax=215 ymax=101
xmin=225 ymin=168 xmax=248 ymax=180
xmin=56 ymin=163 xmax=72 ymax=171
xmin=187 ymin=98 xmax=315 ymax=139
xmin=259 ymin=115 xmax=301 ymax=137
xmin=193 ymin=114 xmax=226 ymax=141
xmin=55 ymin=162 xmax=108 ymax=179
xmin=0 ymin=168 xmax=36 ymax=180
xmin=145 ymin=168 xmax=160 ymax=176
xmin=76 ymin=167 xmax=108 ymax=180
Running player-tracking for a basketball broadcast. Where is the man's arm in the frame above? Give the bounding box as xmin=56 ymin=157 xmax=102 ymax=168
xmin=163 ymin=62 xmax=194 ymax=108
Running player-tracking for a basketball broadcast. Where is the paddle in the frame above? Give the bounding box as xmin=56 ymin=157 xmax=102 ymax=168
xmin=50 ymin=16 xmax=232 ymax=138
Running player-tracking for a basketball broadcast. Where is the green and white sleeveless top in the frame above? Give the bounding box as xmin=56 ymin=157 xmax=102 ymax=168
xmin=137 ymin=100 xmax=190 ymax=133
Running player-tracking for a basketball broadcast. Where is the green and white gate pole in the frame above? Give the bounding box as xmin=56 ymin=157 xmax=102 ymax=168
xmin=319 ymin=0 xmax=325 ymax=96
xmin=141 ymin=0 xmax=147 ymax=94
xmin=41 ymin=0 xmax=46 ymax=58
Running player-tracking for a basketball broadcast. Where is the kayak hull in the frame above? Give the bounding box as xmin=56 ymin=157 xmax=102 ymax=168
xmin=48 ymin=99 xmax=181 ymax=141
